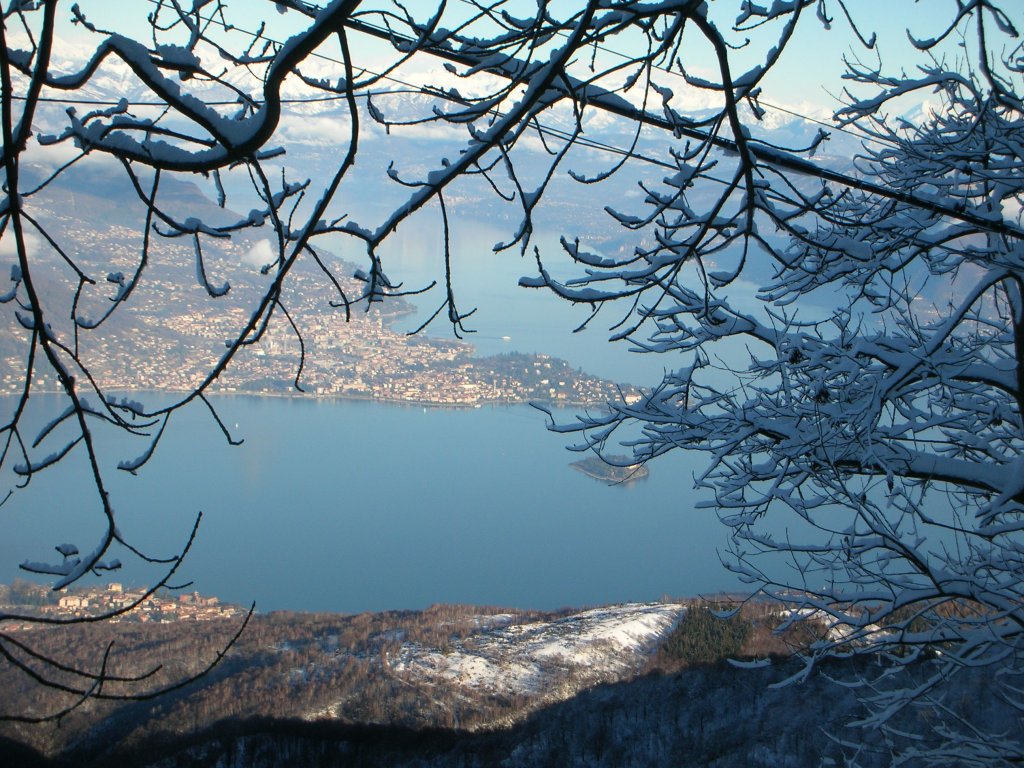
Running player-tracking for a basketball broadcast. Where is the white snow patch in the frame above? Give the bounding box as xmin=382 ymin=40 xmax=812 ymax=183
xmin=392 ymin=602 xmax=683 ymax=697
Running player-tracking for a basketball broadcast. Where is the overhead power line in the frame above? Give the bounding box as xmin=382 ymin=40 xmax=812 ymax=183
xmin=36 ymin=0 xmax=1024 ymax=242
xmin=313 ymin=6 xmax=1023 ymax=242
xmin=446 ymin=0 xmax=897 ymax=152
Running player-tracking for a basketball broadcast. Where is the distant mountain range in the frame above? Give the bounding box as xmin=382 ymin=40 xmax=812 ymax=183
xmin=30 ymin=43 xmax=864 ymax=237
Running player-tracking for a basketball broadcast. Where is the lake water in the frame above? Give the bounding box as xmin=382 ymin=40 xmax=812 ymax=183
xmin=0 ymin=395 xmax=739 ymax=613
xmin=1 ymin=221 xmax=746 ymax=614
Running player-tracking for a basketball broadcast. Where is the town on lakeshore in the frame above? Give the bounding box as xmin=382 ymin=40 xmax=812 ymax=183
xmin=0 ymin=581 xmax=246 ymax=631
xmin=0 ymin=205 xmax=641 ymax=408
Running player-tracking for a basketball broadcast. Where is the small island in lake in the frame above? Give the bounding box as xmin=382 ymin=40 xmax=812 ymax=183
xmin=571 ymin=455 xmax=650 ymax=484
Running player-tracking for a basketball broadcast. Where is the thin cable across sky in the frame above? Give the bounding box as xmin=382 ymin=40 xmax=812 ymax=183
xmin=17 ymin=0 xmax=1024 ymax=241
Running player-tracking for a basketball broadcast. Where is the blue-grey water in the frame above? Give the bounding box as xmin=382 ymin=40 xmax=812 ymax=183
xmin=1 ymin=395 xmax=738 ymax=613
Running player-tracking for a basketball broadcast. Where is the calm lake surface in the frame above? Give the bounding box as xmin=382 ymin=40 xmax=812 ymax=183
xmin=1 ymin=395 xmax=739 ymax=613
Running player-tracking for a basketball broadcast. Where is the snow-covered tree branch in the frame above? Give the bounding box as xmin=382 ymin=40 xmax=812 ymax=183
xmin=1 ymin=0 xmax=1021 ymax=759
xmin=525 ymin=2 xmax=1024 ymax=763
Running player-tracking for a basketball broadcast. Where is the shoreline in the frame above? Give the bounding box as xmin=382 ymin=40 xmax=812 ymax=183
xmin=11 ymin=386 xmax=617 ymax=410
xmin=1 ymin=587 xmax=752 ymax=628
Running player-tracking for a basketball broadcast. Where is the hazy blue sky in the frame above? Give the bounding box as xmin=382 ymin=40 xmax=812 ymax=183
xmin=49 ymin=0 xmax=1024 ymax=115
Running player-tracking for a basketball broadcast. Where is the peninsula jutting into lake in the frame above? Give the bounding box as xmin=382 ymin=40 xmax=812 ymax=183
xmin=0 ymin=236 xmax=639 ymax=408
xmin=0 ymin=164 xmax=642 ymax=409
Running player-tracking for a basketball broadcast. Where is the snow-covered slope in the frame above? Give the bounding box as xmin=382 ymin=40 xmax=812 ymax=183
xmin=391 ymin=602 xmax=683 ymax=699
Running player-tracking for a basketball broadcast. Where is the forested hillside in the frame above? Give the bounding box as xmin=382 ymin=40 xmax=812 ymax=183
xmin=4 ymin=658 xmax=1005 ymax=768
xmin=1 ymin=600 xmax=1011 ymax=767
